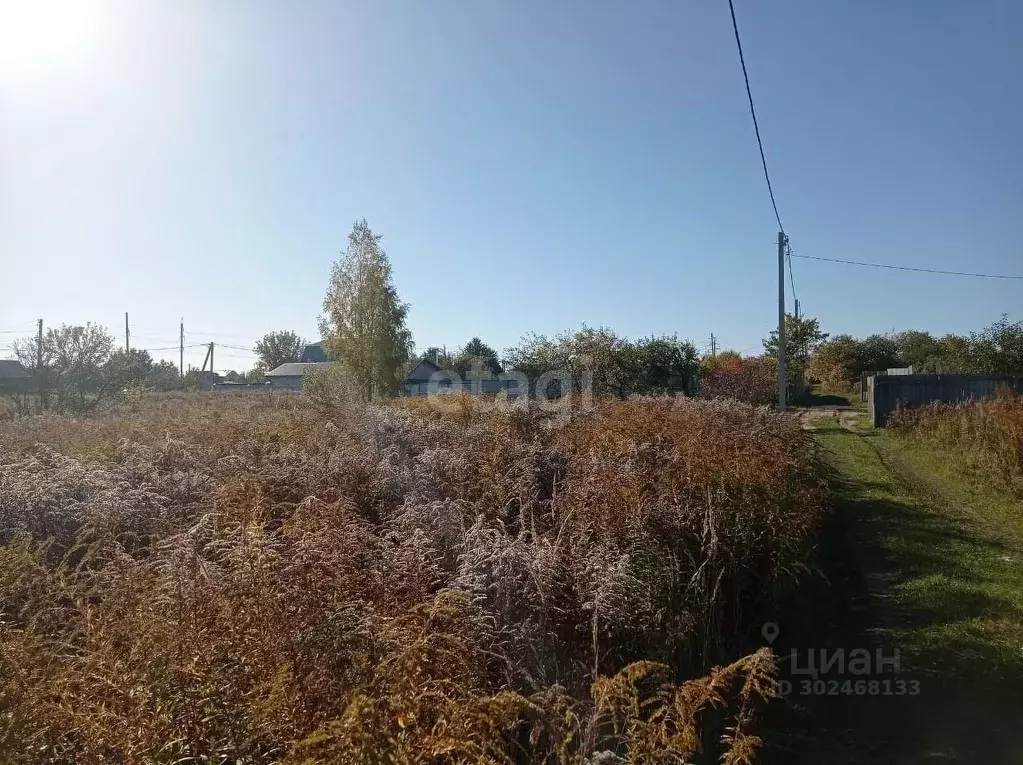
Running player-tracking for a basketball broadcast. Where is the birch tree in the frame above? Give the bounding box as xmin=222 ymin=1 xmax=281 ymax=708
xmin=320 ymin=219 xmax=413 ymax=399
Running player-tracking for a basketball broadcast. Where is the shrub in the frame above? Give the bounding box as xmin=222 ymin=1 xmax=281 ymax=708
xmin=888 ymin=388 xmax=1023 ymax=495
xmin=0 ymin=392 xmax=827 ymax=762
xmin=699 ymin=355 xmax=777 ymax=406
xmin=302 ymin=362 xmax=368 ymax=410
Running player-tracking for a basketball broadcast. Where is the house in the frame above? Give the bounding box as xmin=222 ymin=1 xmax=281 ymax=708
xmin=301 ymin=341 xmax=329 ymax=363
xmin=0 ymin=359 xmax=32 ymax=394
xmin=404 ymin=357 xmax=520 ymax=397
xmin=266 ymin=362 xmax=330 ymax=390
xmin=405 ymin=357 xmax=444 ymax=395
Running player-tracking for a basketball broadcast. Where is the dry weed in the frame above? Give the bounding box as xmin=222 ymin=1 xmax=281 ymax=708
xmin=0 ymin=392 xmax=827 ymax=763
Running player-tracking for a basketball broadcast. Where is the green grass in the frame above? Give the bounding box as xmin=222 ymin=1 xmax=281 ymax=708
xmin=817 ymin=420 xmax=1023 ymax=693
xmin=762 ymin=419 xmax=1023 ymax=763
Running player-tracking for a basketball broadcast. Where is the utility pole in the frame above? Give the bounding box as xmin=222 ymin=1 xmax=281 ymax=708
xmin=210 ymin=342 xmax=214 ymax=376
xmin=36 ymin=318 xmax=45 ymax=408
xmin=777 ymin=231 xmax=787 ymax=412
xmin=179 ymin=319 xmax=184 ymax=379
xmin=710 ymin=333 xmax=717 ymax=357
xmin=125 ymin=312 xmax=130 ymax=351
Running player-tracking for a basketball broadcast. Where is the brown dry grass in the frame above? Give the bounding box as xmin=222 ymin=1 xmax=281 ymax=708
xmin=0 ymin=391 xmax=827 ymax=763
xmin=888 ymin=388 xmax=1023 ymax=496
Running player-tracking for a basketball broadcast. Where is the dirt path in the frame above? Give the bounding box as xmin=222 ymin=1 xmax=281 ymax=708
xmin=777 ymin=419 xmax=1023 ymax=764
xmin=792 ymin=405 xmax=862 ymax=430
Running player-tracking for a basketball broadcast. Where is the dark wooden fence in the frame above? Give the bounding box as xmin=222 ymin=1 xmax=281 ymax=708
xmin=868 ymin=374 xmax=1023 ymax=427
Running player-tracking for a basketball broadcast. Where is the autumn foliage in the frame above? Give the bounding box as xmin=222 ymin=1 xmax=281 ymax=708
xmin=699 ymin=354 xmax=777 ymax=406
xmin=0 ymin=392 xmax=826 ymax=763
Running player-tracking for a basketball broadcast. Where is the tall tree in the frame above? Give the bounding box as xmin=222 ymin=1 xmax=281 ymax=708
xmin=633 ymin=335 xmax=700 ymax=395
xmin=106 ymin=348 xmax=155 ymax=385
xmin=854 ymin=334 xmax=901 ymax=374
xmin=320 ymin=219 xmax=414 ymax=399
xmin=254 ymin=330 xmax=306 ymax=372
xmin=453 ymin=337 xmax=503 ymax=377
xmin=807 ymin=334 xmax=861 ymax=386
xmin=893 ymin=330 xmax=938 ymax=371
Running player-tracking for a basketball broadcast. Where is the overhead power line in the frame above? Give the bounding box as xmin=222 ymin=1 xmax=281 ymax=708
xmin=727 ymin=0 xmax=783 ymax=233
xmin=142 ymin=344 xmax=208 ymax=352
xmin=785 ymin=243 xmax=798 ymax=307
xmin=790 ymin=253 xmax=1023 ymax=280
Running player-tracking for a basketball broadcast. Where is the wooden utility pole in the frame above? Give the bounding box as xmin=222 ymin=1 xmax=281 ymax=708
xmin=777 ymin=231 xmax=787 ymax=412
xmin=36 ymin=318 xmax=45 ymax=408
xmin=125 ymin=312 xmax=130 ymax=351
xmin=210 ymin=342 xmax=214 ymax=375
xmin=179 ymin=319 xmax=184 ymax=378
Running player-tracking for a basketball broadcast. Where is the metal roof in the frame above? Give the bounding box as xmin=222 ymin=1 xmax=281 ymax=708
xmin=407 ymin=358 xmax=443 ymax=382
xmin=266 ymin=362 xmax=331 ymax=377
xmin=301 ymin=342 xmax=328 ymax=362
xmin=0 ymin=359 xmax=31 ymax=380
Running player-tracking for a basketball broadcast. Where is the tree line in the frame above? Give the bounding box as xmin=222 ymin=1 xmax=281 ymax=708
xmin=791 ymin=314 xmax=1023 ymax=389
xmin=9 ymin=218 xmax=1020 ymax=412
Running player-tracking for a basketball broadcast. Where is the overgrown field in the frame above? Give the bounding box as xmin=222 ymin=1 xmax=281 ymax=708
xmin=0 ymin=392 xmax=828 ymax=763
xmin=888 ymin=389 xmax=1023 ymax=496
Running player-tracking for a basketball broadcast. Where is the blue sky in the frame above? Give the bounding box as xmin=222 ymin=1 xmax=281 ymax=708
xmin=1 ymin=0 xmax=1020 ymax=373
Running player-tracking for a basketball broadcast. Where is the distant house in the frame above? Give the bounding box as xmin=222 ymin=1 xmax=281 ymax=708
xmin=266 ymin=362 xmax=330 ymax=391
xmin=405 ymin=358 xmax=444 ymax=395
xmin=301 ymin=341 xmax=329 ymax=363
xmin=404 ymin=357 xmax=520 ymax=397
xmin=0 ymin=359 xmax=32 ymax=394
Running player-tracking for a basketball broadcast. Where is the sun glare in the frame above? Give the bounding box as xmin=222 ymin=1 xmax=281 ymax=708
xmin=0 ymin=0 xmax=103 ymax=81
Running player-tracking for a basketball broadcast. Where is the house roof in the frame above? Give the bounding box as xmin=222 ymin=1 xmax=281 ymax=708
xmin=301 ymin=342 xmax=328 ymax=363
xmin=407 ymin=357 xmax=443 ymax=382
xmin=0 ymin=359 xmax=31 ymax=380
xmin=266 ymin=362 xmax=330 ymax=377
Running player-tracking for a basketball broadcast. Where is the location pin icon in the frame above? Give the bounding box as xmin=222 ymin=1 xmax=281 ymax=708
xmin=761 ymin=622 xmax=780 ymax=644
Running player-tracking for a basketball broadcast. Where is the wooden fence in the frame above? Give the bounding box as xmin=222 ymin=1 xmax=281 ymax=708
xmin=868 ymin=373 xmax=1023 ymax=427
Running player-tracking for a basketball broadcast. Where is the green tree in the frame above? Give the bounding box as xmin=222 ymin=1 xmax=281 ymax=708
xmin=505 ymin=326 xmax=632 ymax=397
xmin=452 ymin=337 xmax=503 ymax=377
xmin=320 ymin=219 xmax=414 ymax=399
xmin=14 ymin=323 xmax=117 ymax=412
xmin=970 ymin=315 xmax=1023 ymax=373
xmin=106 ymin=348 xmax=154 ymax=386
xmin=254 ymin=330 xmax=306 ymax=372
xmin=763 ymin=314 xmax=828 ymax=393
xmin=504 ymin=333 xmax=567 ymax=382
xmin=148 ymin=360 xmax=183 ymax=391
xmin=568 ymin=326 xmax=634 ymax=397
xmin=807 ymin=334 xmax=860 ymax=386
xmin=246 ymin=364 xmax=269 ymax=384
xmin=633 ymin=335 xmax=700 ymax=394
xmin=183 ymin=369 xmax=206 ymax=391
xmin=854 ymin=334 xmax=901 ymax=374
xmin=893 ymin=330 xmax=937 ymax=371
